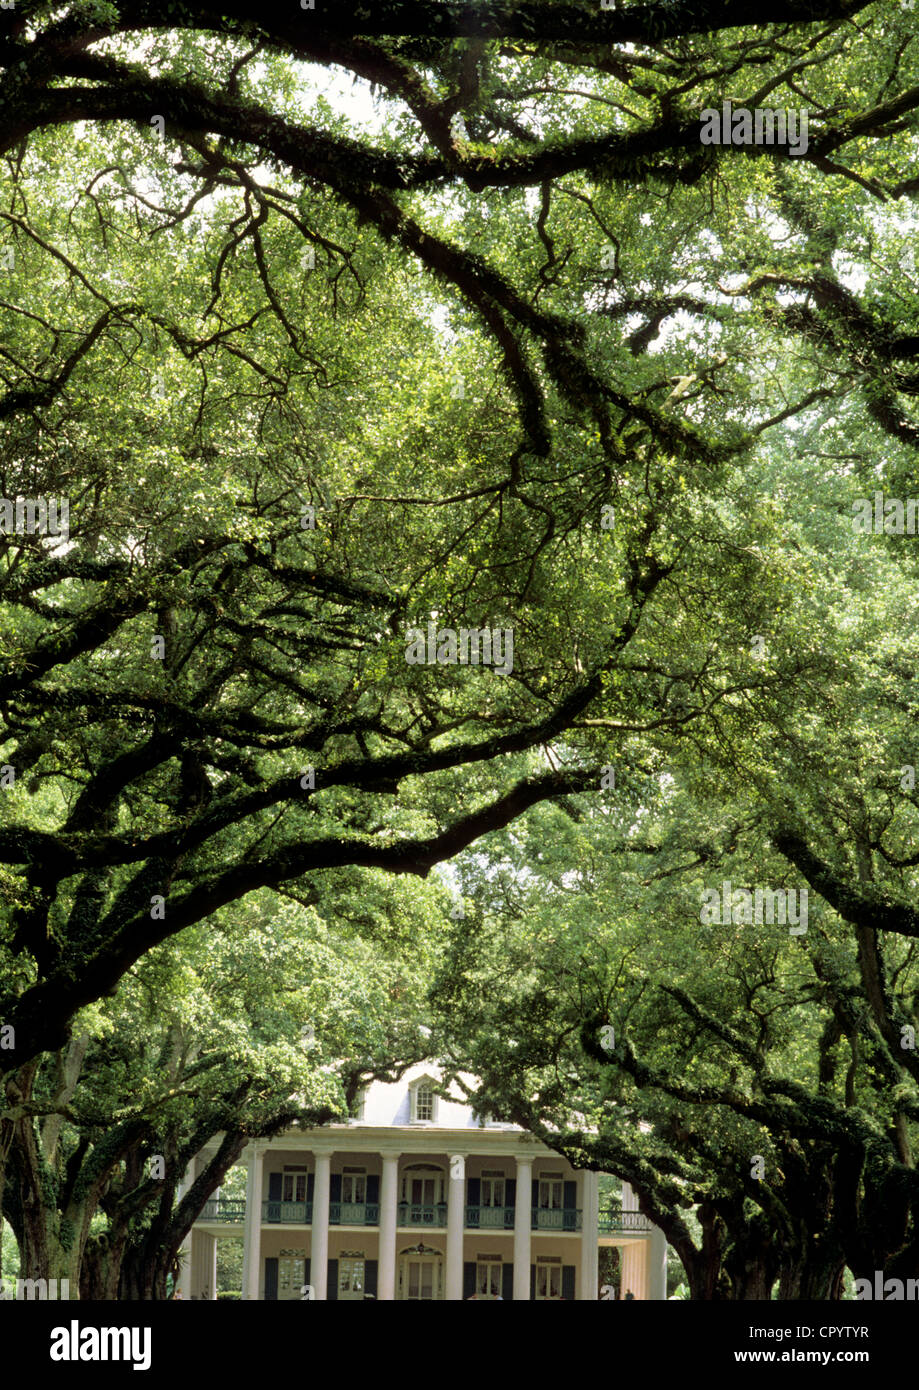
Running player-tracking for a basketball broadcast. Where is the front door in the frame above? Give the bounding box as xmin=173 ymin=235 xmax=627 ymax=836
xmin=399 ymin=1252 xmax=443 ymax=1300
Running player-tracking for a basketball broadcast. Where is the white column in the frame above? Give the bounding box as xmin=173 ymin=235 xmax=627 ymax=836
xmin=621 ymin=1240 xmax=646 ymax=1299
xmin=579 ymin=1171 xmax=599 ymax=1300
xmin=446 ymin=1153 xmax=466 ymax=1301
xmin=190 ymin=1229 xmax=217 ymax=1299
xmin=378 ymin=1154 xmax=399 ymax=1301
xmin=241 ymin=1143 xmax=265 ymax=1300
xmin=311 ymin=1151 xmax=332 ymax=1300
xmin=174 ymin=1158 xmax=194 ymax=1298
xmin=513 ymin=1157 xmax=533 ymax=1301
xmin=647 ymin=1224 xmax=668 ymax=1301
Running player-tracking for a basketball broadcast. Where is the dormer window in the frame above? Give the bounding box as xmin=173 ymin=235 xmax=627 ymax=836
xmin=409 ymin=1075 xmax=438 ymax=1124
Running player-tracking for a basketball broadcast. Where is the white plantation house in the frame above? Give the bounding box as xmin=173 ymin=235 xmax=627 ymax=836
xmin=180 ymin=1063 xmax=668 ymax=1301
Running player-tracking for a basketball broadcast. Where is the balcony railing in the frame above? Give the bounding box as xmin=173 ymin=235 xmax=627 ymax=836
xmin=599 ymin=1203 xmax=653 ymax=1234
xmin=199 ymin=1199 xmax=247 ymax=1223
xmin=329 ymin=1202 xmax=380 ymax=1226
xmin=263 ymin=1200 xmax=313 ymax=1224
xmin=198 ymin=1198 xmax=586 ymax=1232
xmin=531 ymin=1207 xmax=581 ymax=1232
xmin=398 ymin=1202 xmax=448 ymax=1227
xmin=465 ymin=1204 xmax=515 ymax=1230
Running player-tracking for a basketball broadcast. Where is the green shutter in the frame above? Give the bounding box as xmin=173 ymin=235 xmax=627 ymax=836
xmin=502 ymin=1263 xmax=514 ymax=1301
xmin=266 ymin=1171 xmax=282 ymax=1222
xmin=264 ymin=1257 xmax=278 ymax=1301
xmin=463 ymin=1262 xmax=476 ymax=1299
xmin=327 ymin=1259 xmax=338 ymax=1300
xmin=562 ymin=1265 xmax=576 ymax=1301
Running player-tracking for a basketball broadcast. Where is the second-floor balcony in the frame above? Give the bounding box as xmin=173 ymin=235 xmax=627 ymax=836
xmin=260 ymin=1200 xmax=381 ymax=1225
xmin=198 ymin=1198 xmax=583 ymax=1231
xmin=530 ymin=1207 xmax=582 ymax=1232
xmin=199 ymin=1199 xmax=246 ymax=1223
xmin=263 ymin=1200 xmax=313 ymax=1224
xmin=398 ymin=1201 xmax=447 ymax=1226
xmin=465 ymin=1204 xmax=515 ymax=1230
xmin=599 ymin=1202 xmax=653 ymax=1234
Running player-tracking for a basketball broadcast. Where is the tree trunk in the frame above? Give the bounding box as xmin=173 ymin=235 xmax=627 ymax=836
xmin=81 ymin=1229 xmax=129 ymax=1301
xmin=685 ymin=1200 xmax=730 ymax=1299
xmin=778 ymin=1252 xmax=845 ymax=1299
xmin=118 ymin=1238 xmax=176 ymax=1300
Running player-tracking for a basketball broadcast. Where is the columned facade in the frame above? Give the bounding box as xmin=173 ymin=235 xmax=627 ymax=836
xmin=193 ymin=1063 xmax=670 ymax=1301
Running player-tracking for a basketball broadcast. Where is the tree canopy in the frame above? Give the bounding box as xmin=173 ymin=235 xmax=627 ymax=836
xmin=3 ymin=0 xmax=919 ymax=1300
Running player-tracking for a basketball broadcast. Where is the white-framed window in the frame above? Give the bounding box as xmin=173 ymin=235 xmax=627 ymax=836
xmin=282 ymin=1173 xmax=306 ymax=1203
xmin=338 ymin=1251 xmax=365 ymax=1300
xmin=352 ymin=1089 xmax=366 ymax=1121
xmin=475 ymin=1257 xmax=503 ymax=1299
xmin=537 ymin=1175 xmax=563 ymax=1210
xmin=480 ymin=1171 xmax=505 ymax=1207
xmin=409 ymin=1075 xmax=438 ymax=1123
xmin=341 ymin=1168 xmax=366 ymax=1204
xmin=475 ymin=1109 xmax=508 ymax=1127
xmin=535 ymin=1257 xmax=562 ymax=1300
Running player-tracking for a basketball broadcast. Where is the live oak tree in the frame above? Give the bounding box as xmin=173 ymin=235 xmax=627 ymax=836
xmin=429 ymin=501 xmax=919 ymax=1297
xmin=5 ymin=0 xmax=915 ymax=1067
xmin=426 ymin=781 xmax=910 ymax=1297
xmin=3 ymin=0 xmax=919 ymax=1298
xmin=6 ymin=886 xmax=439 ymax=1297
